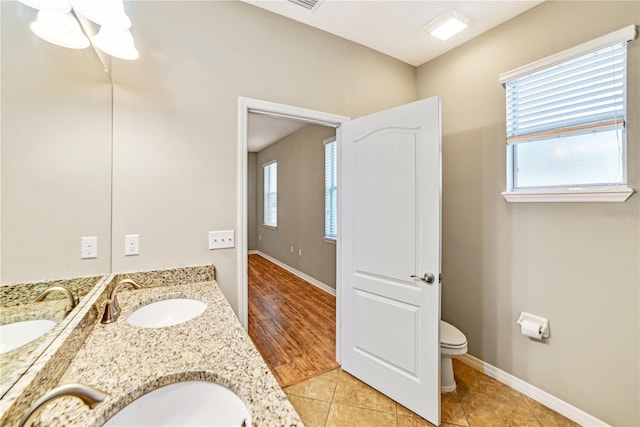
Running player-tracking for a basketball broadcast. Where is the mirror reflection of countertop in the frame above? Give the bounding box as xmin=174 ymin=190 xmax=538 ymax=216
xmin=32 ymin=280 xmax=302 ymax=426
xmin=0 ymin=276 xmax=104 ymax=400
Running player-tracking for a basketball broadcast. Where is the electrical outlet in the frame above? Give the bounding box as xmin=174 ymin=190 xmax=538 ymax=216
xmin=125 ymin=234 xmax=139 ymax=256
xmin=298 ymin=248 xmax=302 ymax=257
xmin=290 ymin=246 xmax=294 ymax=253
xmin=81 ymin=236 xmax=98 ymax=259
xmin=209 ymin=230 xmax=235 ymax=250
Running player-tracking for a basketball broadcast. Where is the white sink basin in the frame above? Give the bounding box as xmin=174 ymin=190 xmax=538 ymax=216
xmin=126 ymin=298 xmax=206 ymax=328
xmin=0 ymin=319 xmax=57 ymax=354
xmin=104 ymin=381 xmax=251 ymax=426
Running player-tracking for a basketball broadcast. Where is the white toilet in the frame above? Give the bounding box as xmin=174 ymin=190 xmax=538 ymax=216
xmin=440 ymin=320 xmax=467 ymax=392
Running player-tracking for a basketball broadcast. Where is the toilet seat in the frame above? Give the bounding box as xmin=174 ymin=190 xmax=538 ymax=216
xmin=439 ymin=320 xmax=468 ymax=392
xmin=440 ymin=320 xmax=467 ymax=350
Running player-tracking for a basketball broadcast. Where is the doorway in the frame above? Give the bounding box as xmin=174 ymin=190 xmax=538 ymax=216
xmin=236 ymin=97 xmax=350 ymax=363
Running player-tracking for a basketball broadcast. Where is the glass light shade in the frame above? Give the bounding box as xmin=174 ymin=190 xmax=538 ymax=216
xmin=424 ymin=10 xmax=471 ymax=41
xmin=70 ymin=0 xmax=131 ymax=29
xmin=92 ymin=26 xmax=139 ymax=60
xmin=17 ymin=0 xmax=71 ymax=13
xmin=429 ymin=18 xmax=467 ymax=40
xmin=30 ymin=10 xmax=90 ymax=49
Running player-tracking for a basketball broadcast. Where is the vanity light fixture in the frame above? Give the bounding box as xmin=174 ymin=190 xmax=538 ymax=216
xmin=70 ymin=0 xmax=138 ymax=60
xmin=69 ymin=0 xmax=132 ymax=29
xmin=92 ymin=26 xmax=139 ymax=60
xmin=17 ymin=0 xmax=138 ymax=60
xmin=30 ymin=10 xmax=90 ymax=49
xmin=424 ymin=10 xmax=472 ymax=41
xmin=16 ymin=0 xmax=71 ymax=13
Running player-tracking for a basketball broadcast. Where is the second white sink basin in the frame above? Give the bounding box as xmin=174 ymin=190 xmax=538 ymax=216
xmin=0 ymin=319 xmax=57 ymax=354
xmin=126 ymin=298 xmax=207 ymax=328
xmin=104 ymin=381 xmax=250 ymax=426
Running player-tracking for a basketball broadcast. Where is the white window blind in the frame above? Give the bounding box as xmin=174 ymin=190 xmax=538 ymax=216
xmin=324 ymin=139 xmax=337 ymax=239
xmin=505 ymin=42 xmax=627 ymax=144
xmin=263 ymin=161 xmax=277 ymax=227
xmin=500 ymin=25 xmax=637 ymax=199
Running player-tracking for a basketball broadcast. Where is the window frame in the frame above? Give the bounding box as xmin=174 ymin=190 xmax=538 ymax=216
xmin=263 ymin=160 xmax=277 ymax=228
xmin=324 ymin=137 xmax=337 ymax=243
xmin=500 ymin=25 xmax=636 ymax=203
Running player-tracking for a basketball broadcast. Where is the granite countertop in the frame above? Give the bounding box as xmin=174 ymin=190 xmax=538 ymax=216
xmin=33 ymin=281 xmax=303 ymax=426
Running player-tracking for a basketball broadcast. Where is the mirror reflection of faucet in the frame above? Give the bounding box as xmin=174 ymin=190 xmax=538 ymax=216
xmin=34 ymin=286 xmax=78 ymax=313
xmin=101 ymin=279 xmax=141 ymax=324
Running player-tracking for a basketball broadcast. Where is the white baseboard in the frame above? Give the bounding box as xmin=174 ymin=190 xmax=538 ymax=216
xmin=457 ymin=354 xmax=609 ymax=427
xmin=250 ymin=250 xmax=336 ymax=296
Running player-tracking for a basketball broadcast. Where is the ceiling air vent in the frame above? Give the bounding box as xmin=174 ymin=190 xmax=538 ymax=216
xmin=287 ymin=0 xmax=323 ymax=11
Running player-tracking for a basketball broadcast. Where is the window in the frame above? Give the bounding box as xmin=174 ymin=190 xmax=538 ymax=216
xmin=324 ymin=138 xmax=337 ymax=240
xmin=500 ymin=26 xmax=636 ymax=202
xmin=263 ymin=161 xmax=277 ymax=227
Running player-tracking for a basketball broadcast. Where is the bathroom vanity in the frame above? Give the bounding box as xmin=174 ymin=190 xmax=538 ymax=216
xmin=0 ymin=266 xmax=302 ymax=426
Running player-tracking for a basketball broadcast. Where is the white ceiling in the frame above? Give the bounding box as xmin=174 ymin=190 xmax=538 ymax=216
xmin=245 ymin=0 xmax=543 ymax=151
xmin=242 ymin=0 xmax=542 ymax=67
xmin=248 ymin=113 xmax=308 ymax=152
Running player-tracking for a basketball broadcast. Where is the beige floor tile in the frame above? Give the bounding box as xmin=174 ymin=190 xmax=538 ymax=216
xmin=282 ymin=359 xmax=572 ymax=427
xmin=332 ymin=370 xmax=397 ymax=413
xmin=326 ymin=403 xmax=397 ymax=427
xmin=396 ymin=403 xmax=415 ymax=417
xmin=522 ymin=396 xmax=580 ymax=427
xmin=397 ymin=414 xmax=436 ymax=427
xmin=397 ymin=416 xmax=463 ymax=427
xmin=287 ymin=395 xmax=331 ymax=427
xmin=441 ymin=391 xmax=469 ymax=427
xmin=284 ymin=368 xmax=340 ymax=402
xmin=397 ymin=393 xmax=468 ymax=427
xmin=462 ymin=389 xmax=541 ymax=427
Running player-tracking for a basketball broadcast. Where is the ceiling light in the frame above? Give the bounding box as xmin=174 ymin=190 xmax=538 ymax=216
xmin=29 ymin=10 xmax=90 ymax=49
xmin=424 ymin=10 xmax=472 ymax=41
xmin=92 ymin=26 xmax=139 ymax=60
xmin=17 ymin=0 xmax=71 ymax=13
xmin=70 ymin=0 xmax=131 ymax=29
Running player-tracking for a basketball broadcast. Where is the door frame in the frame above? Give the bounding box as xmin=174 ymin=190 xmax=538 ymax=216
xmin=236 ymin=96 xmax=350 ymax=360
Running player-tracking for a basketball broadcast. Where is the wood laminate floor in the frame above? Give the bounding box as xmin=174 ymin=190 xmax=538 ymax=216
xmin=248 ymin=253 xmax=339 ymax=388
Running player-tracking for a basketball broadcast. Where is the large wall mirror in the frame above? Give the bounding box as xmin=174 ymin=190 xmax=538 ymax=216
xmin=0 ymin=1 xmax=112 ymax=398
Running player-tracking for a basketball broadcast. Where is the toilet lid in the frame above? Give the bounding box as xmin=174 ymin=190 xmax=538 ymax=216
xmin=440 ymin=320 xmax=467 ymax=348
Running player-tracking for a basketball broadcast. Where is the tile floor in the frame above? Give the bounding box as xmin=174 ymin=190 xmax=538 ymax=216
xmin=283 ymin=359 xmax=579 ymax=427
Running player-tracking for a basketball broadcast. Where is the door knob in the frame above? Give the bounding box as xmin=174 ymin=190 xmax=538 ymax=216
xmin=411 ymin=272 xmax=435 ymax=284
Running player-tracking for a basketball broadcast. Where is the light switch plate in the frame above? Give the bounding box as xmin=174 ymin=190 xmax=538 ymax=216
xmin=209 ymin=230 xmax=235 ymax=250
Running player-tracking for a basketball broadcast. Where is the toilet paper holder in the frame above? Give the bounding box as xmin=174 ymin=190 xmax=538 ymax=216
xmin=517 ymin=312 xmax=550 ymax=339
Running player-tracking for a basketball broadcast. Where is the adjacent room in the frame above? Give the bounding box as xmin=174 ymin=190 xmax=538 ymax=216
xmin=1 ymin=1 xmax=638 ymax=426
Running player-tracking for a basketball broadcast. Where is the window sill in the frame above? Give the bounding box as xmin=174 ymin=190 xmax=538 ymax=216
xmin=323 ymin=237 xmax=336 ymax=244
xmin=262 ymin=224 xmax=277 ymax=230
xmin=502 ymin=187 xmax=634 ymax=203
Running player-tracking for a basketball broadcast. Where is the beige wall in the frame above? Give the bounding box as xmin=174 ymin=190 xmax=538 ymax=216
xmin=416 ymin=2 xmax=639 ymax=425
xmin=109 ymin=1 xmax=416 ymax=311
xmin=1 ymin=1 xmax=112 ymax=283
xmin=254 ymin=124 xmax=336 ymax=288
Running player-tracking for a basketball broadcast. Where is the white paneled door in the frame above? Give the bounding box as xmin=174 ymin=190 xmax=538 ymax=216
xmin=339 ymin=97 xmax=442 ymax=425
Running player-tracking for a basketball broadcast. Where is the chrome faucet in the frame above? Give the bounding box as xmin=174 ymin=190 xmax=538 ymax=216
xmin=35 ymin=286 xmax=78 ymax=313
xmin=101 ymin=279 xmax=141 ymax=324
xmin=18 ymin=383 xmax=108 ymax=427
